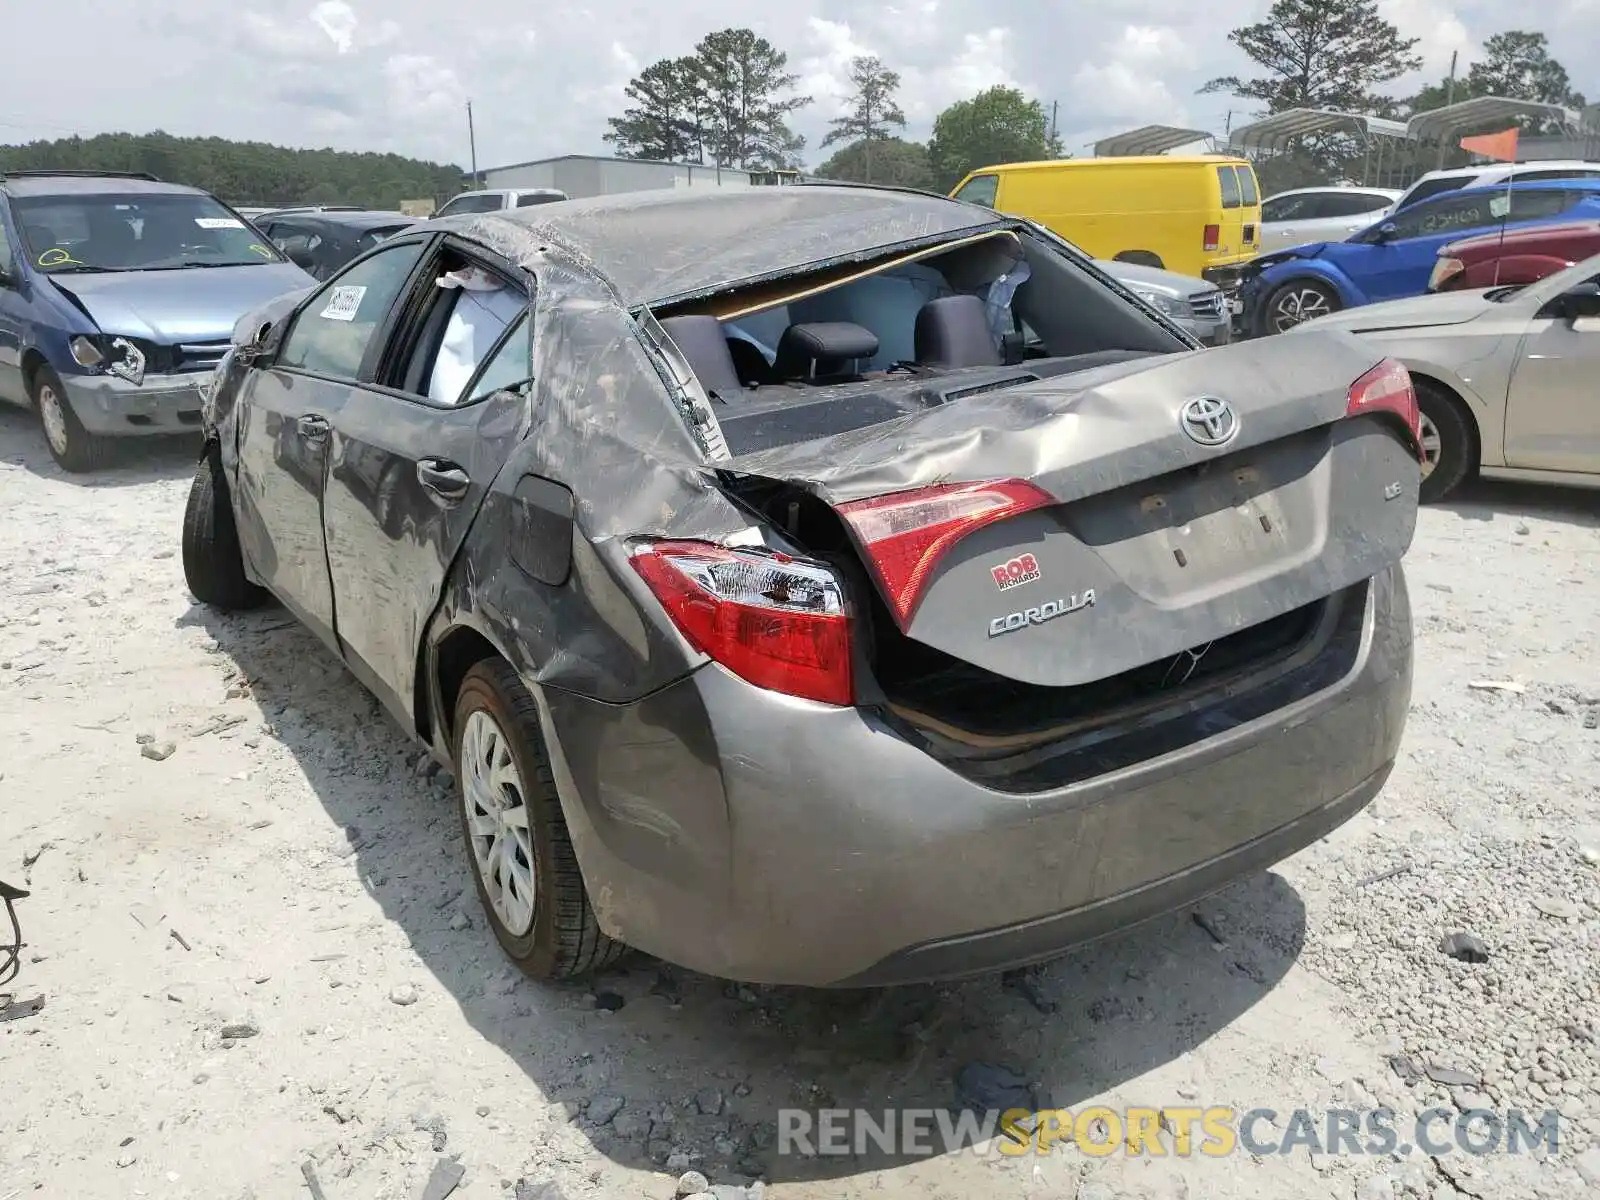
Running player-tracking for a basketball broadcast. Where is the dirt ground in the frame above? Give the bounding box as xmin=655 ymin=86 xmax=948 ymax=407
xmin=1 ymin=410 xmax=1596 ymax=1200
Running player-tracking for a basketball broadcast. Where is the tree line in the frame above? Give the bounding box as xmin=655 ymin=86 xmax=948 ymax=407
xmin=0 ymin=131 xmax=465 ymax=209
xmin=603 ymin=28 xmax=1062 ymax=192
xmin=1203 ymin=0 xmax=1587 ymax=190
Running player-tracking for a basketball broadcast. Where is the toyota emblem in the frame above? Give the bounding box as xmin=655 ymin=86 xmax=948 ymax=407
xmin=1179 ymin=395 xmax=1238 ymax=447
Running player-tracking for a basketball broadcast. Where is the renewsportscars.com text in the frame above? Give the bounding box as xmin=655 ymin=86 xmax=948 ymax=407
xmin=777 ymin=1106 xmax=1563 ymax=1159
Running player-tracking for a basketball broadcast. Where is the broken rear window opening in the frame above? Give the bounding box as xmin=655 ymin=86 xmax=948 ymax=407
xmin=643 ymin=223 xmax=1194 ymax=457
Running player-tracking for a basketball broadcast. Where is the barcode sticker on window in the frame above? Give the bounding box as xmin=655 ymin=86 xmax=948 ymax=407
xmin=195 ymin=217 xmax=244 ymax=229
xmin=319 ymin=285 xmax=366 ymax=321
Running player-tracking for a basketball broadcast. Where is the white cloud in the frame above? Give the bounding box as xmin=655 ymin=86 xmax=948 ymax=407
xmin=1 ymin=0 xmax=1596 ymax=172
xmin=311 ymin=1 xmax=359 ymax=53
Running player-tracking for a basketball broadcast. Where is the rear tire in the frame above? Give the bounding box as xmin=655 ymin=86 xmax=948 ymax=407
xmin=1259 ymin=278 xmax=1340 ymax=335
xmin=452 ymin=658 xmax=626 ymax=981
xmin=182 ymin=442 xmax=270 ymax=610
xmin=30 ymin=366 xmax=109 ymax=473
xmin=1114 ymin=250 xmax=1165 ymax=268
xmin=1415 ymin=381 xmax=1477 ymax=504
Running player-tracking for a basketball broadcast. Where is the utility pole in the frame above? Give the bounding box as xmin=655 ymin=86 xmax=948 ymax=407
xmin=466 ymin=100 xmax=479 ymax=189
xmin=1435 ymin=51 xmax=1458 ymax=170
xmin=1050 ymin=100 xmax=1059 ymax=146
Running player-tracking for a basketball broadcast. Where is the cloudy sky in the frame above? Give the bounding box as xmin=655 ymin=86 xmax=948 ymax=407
xmin=2 ymin=0 xmax=1597 ymax=171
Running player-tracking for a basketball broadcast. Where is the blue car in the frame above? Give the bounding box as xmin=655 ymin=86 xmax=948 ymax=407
xmin=1242 ymin=179 xmax=1600 ymax=336
xmin=0 ymin=171 xmax=314 ymax=471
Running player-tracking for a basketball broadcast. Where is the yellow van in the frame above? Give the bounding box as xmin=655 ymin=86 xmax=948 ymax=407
xmin=949 ymin=155 xmax=1263 ymax=281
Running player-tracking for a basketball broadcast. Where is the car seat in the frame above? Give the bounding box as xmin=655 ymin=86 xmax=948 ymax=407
xmin=773 ymin=322 xmax=880 ymax=380
xmin=657 ymin=314 xmax=745 ymax=402
xmin=914 ymin=295 xmax=1002 ymax=369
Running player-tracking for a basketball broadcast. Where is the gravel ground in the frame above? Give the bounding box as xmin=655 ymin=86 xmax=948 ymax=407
xmin=1 ymin=410 xmax=1597 ymax=1200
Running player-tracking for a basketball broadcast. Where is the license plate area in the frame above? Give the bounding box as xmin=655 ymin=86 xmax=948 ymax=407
xmin=1061 ymin=434 xmax=1328 ymax=603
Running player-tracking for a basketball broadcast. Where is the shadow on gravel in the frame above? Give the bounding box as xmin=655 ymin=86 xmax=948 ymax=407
xmin=1438 ymin=478 xmax=1598 ymax=527
xmin=0 ymin=406 xmax=199 ymax=488
xmin=189 ymin=602 xmax=1309 ymax=1189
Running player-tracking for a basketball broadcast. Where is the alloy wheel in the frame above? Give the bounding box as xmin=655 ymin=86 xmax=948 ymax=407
xmin=1270 ymin=287 xmax=1333 ymax=332
xmin=1418 ymin=411 xmax=1442 ymax=481
xmin=37 ymin=384 xmax=69 ymax=457
xmin=459 ymin=709 xmax=536 ymax=936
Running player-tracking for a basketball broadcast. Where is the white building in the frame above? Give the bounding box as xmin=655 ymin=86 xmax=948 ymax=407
xmin=478 ymin=154 xmax=767 ymax=198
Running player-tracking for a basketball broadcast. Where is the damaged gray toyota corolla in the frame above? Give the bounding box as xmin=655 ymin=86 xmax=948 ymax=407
xmin=182 ymin=184 xmax=1419 ymax=987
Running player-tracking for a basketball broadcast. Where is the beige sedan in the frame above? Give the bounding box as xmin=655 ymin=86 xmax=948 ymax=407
xmin=1289 ymin=252 xmax=1600 ymax=502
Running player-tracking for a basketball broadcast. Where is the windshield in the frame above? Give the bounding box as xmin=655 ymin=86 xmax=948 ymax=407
xmin=355 ymin=224 xmax=412 ymax=252
xmin=14 ymin=192 xmax=285 ymax=273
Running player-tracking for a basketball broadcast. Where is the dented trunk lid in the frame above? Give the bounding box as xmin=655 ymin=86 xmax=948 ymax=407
xmin=721 ymin=329 xmax=1419 ymax=690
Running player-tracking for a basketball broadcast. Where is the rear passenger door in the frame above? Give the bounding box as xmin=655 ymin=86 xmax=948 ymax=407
xmin=232 ymin=233 xmax=434 ymax=648
xmin=319 ymin=237 xmax=533 ymax=723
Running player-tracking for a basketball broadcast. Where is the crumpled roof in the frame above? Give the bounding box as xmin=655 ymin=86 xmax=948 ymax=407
xmin=442 ymin=185 xmax=1004 ymax=308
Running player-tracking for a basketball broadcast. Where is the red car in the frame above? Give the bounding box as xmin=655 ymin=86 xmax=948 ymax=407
xmin=1429 ymin=219 xmax=1600 ymax=291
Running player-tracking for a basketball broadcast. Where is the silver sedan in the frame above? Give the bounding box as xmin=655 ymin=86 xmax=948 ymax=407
xmin=1289 ymin=252 xmax=1600 ymax=502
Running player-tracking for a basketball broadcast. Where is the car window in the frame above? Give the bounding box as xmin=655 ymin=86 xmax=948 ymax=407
xmin=0 ymin=220 xmax=14 ymax=277
xmin=277 ymin=239 xmax=428 ymax=380
xmin=12 ymin=191 xmax=284 ymax=271
xmin=953 ymin=175 xmax=999 ymax=208
xmin=1513 ymin=168 xmax=1600 ymax=183
xmin=1263 ymin=195 xmax=1314 ymax=222
xmin=514 ymin=193 xmax=561 ymax=208
xmin=354 ymin=225 xmax=410 ymax=253
xmin=1218 ymin=167 xmax=1242 ymax=209
xmin=437 ymin=194 xmax=505 ymax=217
xmin=1322 ymin=193 xmax=1391 ymax=218
xmin=1387 ymin=192 xmax=1502 ymax=240
xmin=463 ymin=314 xmax=532 ymax=402
xmin=424 ymin=274 xmax=527 ymax=404
xmin=1233 ymin=166 xmax=1259 ymax=206
xmin=1397 ymin=177 xmax=1471 ymax=210
xmin=1507 ymin=188 xmax=1579 ymax=222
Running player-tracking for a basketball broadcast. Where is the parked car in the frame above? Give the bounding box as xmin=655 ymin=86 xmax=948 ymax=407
xmin=1095 ymin=257 xmax=1232 ymax=345
xmin=1241 ymin=179 xmax=1600 ymax=335
xmin=1260 ymin=186 xmax=1401 ymax=249
xmin=949 ymin=155 xmax=1262 ymax=283
xmin=183 ymin=184 xmax=1418 ymax=987
xmin=432 ymin=188 xmax=568 ymax=218
xmin=0 ymin=170 xmax=314 ymax=471
xmin=1392 ymin=160 xmax=1600 ymax=212
xmin=1428 ymin=219 xmax=1600 ymax=292
xmin=1290 ymin=251 xmax=1600 ymax=502
xmin=254 ymin=210 xmax=419 ymax=280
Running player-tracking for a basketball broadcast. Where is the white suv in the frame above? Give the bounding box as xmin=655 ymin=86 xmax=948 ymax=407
xmin=1393 ymin=161 xmax=1600 ymax=212
xmin=433 ymin=188 xmax=568 ymax=218
xmin=1260 ymin=186 xmax=1402 ymax=248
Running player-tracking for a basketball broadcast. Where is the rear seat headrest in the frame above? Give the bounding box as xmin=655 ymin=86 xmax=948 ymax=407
xmin=656 ymin=314 xmax=744 ymax=401
xmin=915 ymin=294 xmax=1002 ymax=369
xmin=775 ymin=322 xmax=879 ymax=378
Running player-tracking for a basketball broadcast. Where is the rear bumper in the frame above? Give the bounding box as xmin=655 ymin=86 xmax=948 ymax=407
xmin=539 ymin=565 xmax=1412 ymax=986
xmin=60 ymin=372 xmax=207 ymax=437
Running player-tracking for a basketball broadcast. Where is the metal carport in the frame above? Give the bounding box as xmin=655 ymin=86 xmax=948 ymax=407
xmin=1091 ymin=125 xmax=1215 ymax=157
xmin=1227 ymin=109 xmax=1410 ymax=186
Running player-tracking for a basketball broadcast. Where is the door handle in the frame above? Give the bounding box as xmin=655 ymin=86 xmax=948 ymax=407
xmin=296 ymin=414 xmax=329 ymax=441
xmin=416 ymin=457 xmax=470 ymax=504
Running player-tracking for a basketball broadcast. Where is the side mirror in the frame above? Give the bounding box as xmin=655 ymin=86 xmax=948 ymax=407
xmin=1373 ymin=222 xmax=1398 ymax=244
xmin=1559 ymin=282 xmax=1600 ymax=321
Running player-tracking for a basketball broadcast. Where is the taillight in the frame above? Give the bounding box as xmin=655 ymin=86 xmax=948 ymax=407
xmin=836 ymin=478 xmax=1056 ymax=628
xmin=630 ymin=541 xmax=853 ymax=706
xmin=1428 ymin=256 xmax=1464 ymax=291
xmin=1203 ymin=224 xmax=1220 ymax=251
xmin=1347 ymin=359 xmax=1422 ymax=458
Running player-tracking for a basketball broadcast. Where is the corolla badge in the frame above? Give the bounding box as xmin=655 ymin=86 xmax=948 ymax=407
xmin=988 ymin=590 xmax=1096 ymax=638
xmin=1179 ymin=395 xmax=1238 ymax=447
